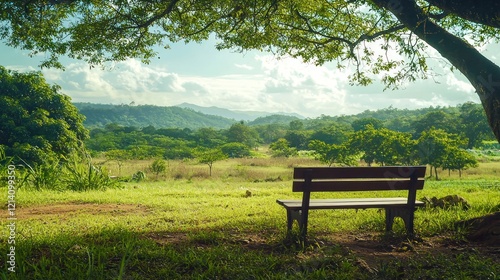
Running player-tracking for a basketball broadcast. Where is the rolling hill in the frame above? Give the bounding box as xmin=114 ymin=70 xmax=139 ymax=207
xmin=176 ymin=103 xmax=304 ymax=121
xmin=74 ymin=103 xmax=236 ymax=129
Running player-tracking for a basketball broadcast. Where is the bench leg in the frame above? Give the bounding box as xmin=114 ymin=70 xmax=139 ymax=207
xmin=385 ymin=208 xmax=415 ymax=236
xmin=286 ymin=209 xmax=302 ymax=232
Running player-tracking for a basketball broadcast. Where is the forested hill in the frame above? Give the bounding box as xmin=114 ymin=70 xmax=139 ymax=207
xmin=74 ymin=103 xmax=236 ymax=129
xmin=177 ymin=102 xmax=304 ymax=121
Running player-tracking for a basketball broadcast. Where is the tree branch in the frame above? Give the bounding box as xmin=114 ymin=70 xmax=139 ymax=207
xmin=426 ymin=0 xmax=500 ymax=29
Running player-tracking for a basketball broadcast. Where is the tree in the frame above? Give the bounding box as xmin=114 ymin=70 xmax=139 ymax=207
xmin=289 ymin=120 xmax=304 ymax=131
xmin=412 ymin=111 xmax=459 ymax=138
xmin=351 ymin=118 xmax=385 ymax=132
xmin=194 ymin=127 xmax=225 ymax=148
xmin=2 ymin=1 xmax=500 ymax=142
xmin=150 ymin=158 xmax=167 ymax=180
xmin=105 ymin=149 xmax=130 ymax=176
xmin=226 ymin=122 xmax=260 ymax=148
xmin=442 ymin=147 xmax=478 ymax=178
xmin=349 ymin=125 xmax=414 ymax=166
xmin=0 ymin=67 xmax=88 ymax=165
xmin=197 ymin=148 xmax=227 ymax=176
xmin=416 ymin=128 xmax=468 ymax=179
xmin=253 ymin=123 xmax=288 ymax=144
xmin=458 ymin=102 xmax=494 ymax=149
xmin=269 ymin=138 xmax=298 ymax=158
xmin=308 ymin=140 xmax=358 ymax=166
xmin=284 ymin=131 xmax=311 ymax=150
xmin=309 ymin=123 xmax=352 ymax=145
xmin=220 ymin=142 xmax=251 ymax=158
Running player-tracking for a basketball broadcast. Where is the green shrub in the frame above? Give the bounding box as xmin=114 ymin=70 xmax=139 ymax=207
xmin=23 ymin=158 xmax=63 ymax=191
xmin=132 ymin=171 xmax=146 ymax=182
xmin=150 ymin=159 xmax=167 ymax=179
xmin=63 ymin=152 xmax=121 ymax=191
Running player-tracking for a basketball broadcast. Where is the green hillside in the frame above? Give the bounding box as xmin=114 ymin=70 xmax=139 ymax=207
xmin=74 ymin=103 xmax=236 ymax=129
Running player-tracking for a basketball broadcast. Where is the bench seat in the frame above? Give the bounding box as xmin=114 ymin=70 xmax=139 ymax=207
xmin=277 ymin=198 xmax=425 ymax=210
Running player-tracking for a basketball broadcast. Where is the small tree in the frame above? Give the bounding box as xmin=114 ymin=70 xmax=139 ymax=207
xmin=197 ymin=149 xmax=227 ymax=176
xmin=442 ymin=148 xmax=478 ymax=178
xmin=269 ymin=138 xmax=298 ymax=158
xmin=105 ymin=149 xmax=130 ymax=176
xmin=416 ymin=128 xmax=468 ymax=180
xmin=150 ymin=159 xmax=167 ymax=180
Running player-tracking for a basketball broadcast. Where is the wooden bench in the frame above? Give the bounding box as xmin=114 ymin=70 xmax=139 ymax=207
xmin=276 ymin=166 xmax=426 ymax=240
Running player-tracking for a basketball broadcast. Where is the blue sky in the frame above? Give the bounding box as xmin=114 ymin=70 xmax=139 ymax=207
xmin=2 ymin=38 xmax=496 ymax=118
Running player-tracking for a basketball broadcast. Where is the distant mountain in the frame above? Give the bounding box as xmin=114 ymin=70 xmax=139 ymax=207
xmin=176 ymin=103 xmax=304 ymax=121
xmin=73 ymin=103 xmax=236 ymax=129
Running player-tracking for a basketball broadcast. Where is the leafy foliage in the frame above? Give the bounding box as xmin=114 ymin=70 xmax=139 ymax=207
xmin=0 ymin=67 xmax=88 ymax=165
xmin=308 ymin=140 xmax=358 ymax=166
xmin=197 ymin=148 xmax=228 ymax=176
xmin=269 ymin=138 xmax=298 ymax=158
xmin=349 ymin=125 xmax=416 ymax=166
xmin=226 ymin=122 xmax=261 ymax=148
xmin=220 ymin=142 xmax=251 ymax=158
xmin=150 ymin=159 xmax=167 ymax=179
xmin=416 ymin=128 xmax=470 ymax=179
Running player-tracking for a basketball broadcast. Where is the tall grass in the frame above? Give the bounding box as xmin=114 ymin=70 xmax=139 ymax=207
xmin=63 ymin=153 xmax=120 ymax=191
xmin=21 ymin=159 xmax=63 ymax=191
xmin=16 ymin=151 xmax=122 ymax=191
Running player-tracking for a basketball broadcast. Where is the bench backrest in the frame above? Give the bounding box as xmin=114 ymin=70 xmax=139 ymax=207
xmin=293 ymin=166 xmax=426 ymax=193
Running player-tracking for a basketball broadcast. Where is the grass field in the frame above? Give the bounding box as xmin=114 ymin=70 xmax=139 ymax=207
xmin=1 ymin=158 xmax=499 ymax=279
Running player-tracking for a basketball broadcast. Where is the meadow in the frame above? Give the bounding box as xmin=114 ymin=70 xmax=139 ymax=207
xmin=1 ymin=156 xmax=499 ymax=279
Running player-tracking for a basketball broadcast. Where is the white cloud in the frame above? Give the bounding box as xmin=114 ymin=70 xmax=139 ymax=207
xmin=30 ymin=48 xmax=483 ymax=119
xmin=255 ymin=55 xmax=350 ymax=116
xmin=234 ymin=63 xmax=253 ymax=70
xmin=445 ymin=73 xmax=475 ymax=93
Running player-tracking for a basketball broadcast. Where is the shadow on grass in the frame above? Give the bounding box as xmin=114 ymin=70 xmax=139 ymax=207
xmin=1 ymin=226 xmax=499 ymax=280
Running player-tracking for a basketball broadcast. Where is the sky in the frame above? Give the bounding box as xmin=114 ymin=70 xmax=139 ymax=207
xmin=2 ymin=38 xmax=498 ymax=118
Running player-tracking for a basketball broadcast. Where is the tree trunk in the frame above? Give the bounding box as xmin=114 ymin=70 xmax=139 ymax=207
xmin=371 ymin=0 xmax=500 ymax=235
xmin=372 ymin=0 xmax=500 ymax=144
xmin=425 ymin=0 xmax=500 ymax=29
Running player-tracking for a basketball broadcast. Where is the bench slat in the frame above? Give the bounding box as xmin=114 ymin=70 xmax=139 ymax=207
xmin=294 ymin=166 xmax=426 ymax=179
xmin=277 ymin=198 xmax=424 ymax=210
xmin=292 ymin=179 xmax=425 ymax=192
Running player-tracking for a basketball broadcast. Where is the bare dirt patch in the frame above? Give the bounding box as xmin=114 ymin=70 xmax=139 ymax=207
xmin=143 ymin=229 xmax=500 ymax=272
xmin=311 ymin=232 xmax=499 ymax=270
xmin=1 ymin=202 xmax=150 ymax=219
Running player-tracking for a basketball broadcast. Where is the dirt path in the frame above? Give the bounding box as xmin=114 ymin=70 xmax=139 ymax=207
xmin=0 ymin=202 xmax=150 ymax=219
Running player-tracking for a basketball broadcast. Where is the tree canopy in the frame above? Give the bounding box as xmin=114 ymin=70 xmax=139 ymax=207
xmin=1 ymin=0 xmax=500 ymax=141
xmin=0 ymin=66 xmax=88 ymax=164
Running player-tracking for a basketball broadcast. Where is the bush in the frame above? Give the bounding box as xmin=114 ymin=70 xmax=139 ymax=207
xmin=63 ymin=152 xmax=121 ymax=191
xmin=132 ymin=171 xmax=146 ymax=182
xmin=150 ymin=159 xmax=167 ymax=179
